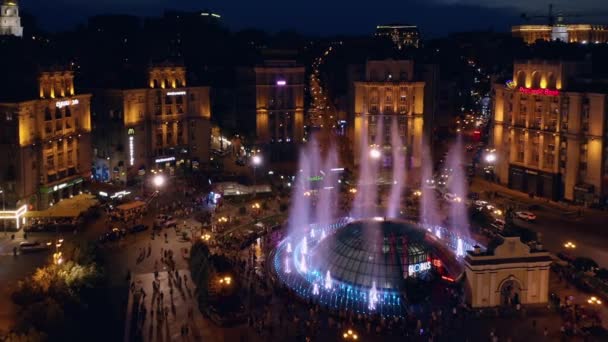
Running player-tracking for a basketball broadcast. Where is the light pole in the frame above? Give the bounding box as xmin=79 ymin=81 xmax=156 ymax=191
xmin=252 ymin=154 xmax=262 ymax=198
xmin=153 ymin=174 xmax=165 ymax=209
xmin=0 ymin=189 xmax=5 ymax=236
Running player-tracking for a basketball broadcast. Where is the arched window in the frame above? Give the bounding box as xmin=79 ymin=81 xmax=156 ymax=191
xmin=531 ymin=71 xmax=541 ymax=89
xmin=44 ymin=107 xmax=53 ymax=121
xmin=55 ymin=107 xmax=62 ymax=119
xmin=65 ymin=106 xmax=71 ymax=117
xmin=153 ymin=79 xmax=159 ymax=88
xmin=547 ymin=73 xmax=557 ymax=89
xmin=516 ymin=71 xmax=526 ymax=88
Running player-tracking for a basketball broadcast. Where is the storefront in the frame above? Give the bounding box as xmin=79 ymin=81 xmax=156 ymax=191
xmin=508 ymin=166 xmax=561 ymax=201
xmin=573 ymin=184 xmax=595 ymax=205
xmin=39 ymin=177 xmax=85 ymax=209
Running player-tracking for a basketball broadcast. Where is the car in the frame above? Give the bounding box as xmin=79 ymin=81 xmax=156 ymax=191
xmin=19 ymin=241 xmax=49 ymax=253
xmin=128 ymin=224 xmax=149 ymax=233
xmin=443 ymin=193 xmax=462 ymax=203
xmin=515 ymin=211 xmax=536 ymax=222
xmin=99 ymin=228 xmax=126 ymax=243
xmin=163 ymin=219 xmax=178 ymax=228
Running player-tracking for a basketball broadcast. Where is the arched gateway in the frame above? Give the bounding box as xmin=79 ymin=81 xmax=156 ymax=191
xmin=464 ymin=236 xmax=551 ymax=308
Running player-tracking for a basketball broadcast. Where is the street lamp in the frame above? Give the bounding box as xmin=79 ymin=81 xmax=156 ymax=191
xmin=343 ymin=329 xmax=358 ymax=340
xmin=252 ymin=154 xmax=262 ymax=198
xmin=485 ymin=153 xmax=497 ymax=163
xmin=0 ymin=189 xmax=5 ymax=236
xmin=588 ymin=296 xmax=602 ymax=305
xmin=564 ymin=241 xmax=576 ymax=249
xmin=153 ymin=174 xmax=165 ymax=189
xmin=369 ymin=147 xmax=381 ymax=160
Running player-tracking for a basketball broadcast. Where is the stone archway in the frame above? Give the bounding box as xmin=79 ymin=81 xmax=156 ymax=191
xmin=498 ymin=276 xmax=522 ymax=306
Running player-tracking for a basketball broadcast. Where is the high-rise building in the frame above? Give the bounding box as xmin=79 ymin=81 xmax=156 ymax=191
xmin=0 ymin=70 xmax=92 ymax=210
xmin=91 ymin=64 xmax=211 ymax=182
xmin=512 ymin=24 xmax=608 ymax=44
xmin=375 ymin=24 xmax=420 ymax=49
xmin=249 ymin=60 xmax=305 ymax=145
xmin=0 ymin=0 xmax=23 ymax=37
xmin=352 ymin=59 xmax=424 ymax=167
xmin=491 ymin=59 xmax=608 ymax=205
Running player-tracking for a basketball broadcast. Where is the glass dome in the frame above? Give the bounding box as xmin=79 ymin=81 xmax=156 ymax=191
xmin=312 ymin=220 xmax=434 ymax=290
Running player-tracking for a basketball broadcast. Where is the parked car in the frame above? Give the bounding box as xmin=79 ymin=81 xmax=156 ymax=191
xmin=163 ymin=219 xmax=178 ymax=228
xmin=515 ymin=211 xmax=537 ymax=222
xmin=19 ymin=241 xmax=49 ymax=253
xmin=443 ymin=193 xmax=462 ymax=203
xmin=128 ymin=224 xmax=149 ymax=233
xmin=99 ymin=228 xmax=126 ymax=243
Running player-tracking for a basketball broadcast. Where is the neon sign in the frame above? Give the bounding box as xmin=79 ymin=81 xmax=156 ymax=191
xmin=276 ymin=80 xmax=286 ymax=86
xmin=166 ymin=91 xmax=186 ymax=96
xmin=408 ymin=261 xmax=431 ymax=275
xmin=56 ymin=99 xmax=79 ymax=108
xmin=518 ymin=87 xmax=559 ymax=96
xmin=129 ymin=136 xmax=135 ymax=166
xmin=155 ymin=157 xmax=175 ymax=163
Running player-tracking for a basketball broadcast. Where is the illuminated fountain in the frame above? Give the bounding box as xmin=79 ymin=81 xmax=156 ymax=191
xmin=272 ymin=133 xmax=481 ymax=317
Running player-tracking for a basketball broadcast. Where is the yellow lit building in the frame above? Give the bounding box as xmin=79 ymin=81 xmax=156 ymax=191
xmin=353 ymin=60 xmax=424 ymax=167
xmin=491 ymin=59 xmax=608 ymax=204
xmin=375 ymin=24 xmax=420 ymax=49
xmin=253 ymin=60 xmax=305 ymax=145
xmin=0 ymin=70 xmax=92 ymax=210
xmin=512 ymin=24 xmax=608 ymax=44
xmin=91 ymin=65 xmax=211 ymax=182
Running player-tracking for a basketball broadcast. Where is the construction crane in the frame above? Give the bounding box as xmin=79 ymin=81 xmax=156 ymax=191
xmin=521 ymin=3 xmax=608 ymax=26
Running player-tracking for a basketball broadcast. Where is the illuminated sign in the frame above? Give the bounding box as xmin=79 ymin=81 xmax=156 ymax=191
xmin=56 ymin=99 xmax=79 ymax=108
xmin=0 ymin=205 xmax=28 ymax=229
xmin=129 ymin=136 xmax=134 ymax=166
xmin=276 ymin=80 xmax=287 ymax=86
xmin=408 ymin=261 xmax=431 ymax=275
xmin=111 ymin=191 xmax=131 ymax=199
xmin=505 ymin=80 xmax=516 ymax=90
xmin=308 ymin=176 xmax=323 ymax=182
xmin=99 ymin=191 xmax=108 ymax=197
xmin=155 ymin=157 xmax=176 ymax=163
xmin=166 ymin=91 xmax=186 ymax=96
xmin=518 ymin=87 xmax=559 ymax=96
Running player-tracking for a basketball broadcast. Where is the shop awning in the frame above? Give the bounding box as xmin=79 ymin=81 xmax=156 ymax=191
xmin=116 ymin=201 xmax=147 ymax=212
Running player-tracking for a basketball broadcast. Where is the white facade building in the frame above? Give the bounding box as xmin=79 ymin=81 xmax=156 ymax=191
xmin=0 ymin=0 xmax=23 ymax=37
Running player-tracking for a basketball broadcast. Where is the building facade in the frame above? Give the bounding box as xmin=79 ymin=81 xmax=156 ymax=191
xmin=353 ymin=60 xmax=424 ymax=167
xmin=465 ymin=236 xmax=551 ymax=308
xmin=375 ymin=24 xmax=420 ymax=49
xmin=0 ymin=70 xmax=92 ymax=210
xmin=91 ymin=65 xmax=211 ymax=183
xmin=253 ymin=60 xmax=305 ymax=145
xmin=491 ymin=60 xmax=608 ymax=204
xmin=512 ymin=24 xmax=608 ymax=44
xmin=0 ymin=0 xmax=23 ymax=37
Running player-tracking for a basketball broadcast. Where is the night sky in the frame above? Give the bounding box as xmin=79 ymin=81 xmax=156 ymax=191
xmin=22 ymin=0 xmax=608 ymax=37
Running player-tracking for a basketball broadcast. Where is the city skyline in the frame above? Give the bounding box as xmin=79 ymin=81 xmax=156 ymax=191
xmin=21 ymin=0 xmax=607 ymax=37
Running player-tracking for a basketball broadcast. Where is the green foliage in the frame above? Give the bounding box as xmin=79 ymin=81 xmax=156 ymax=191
xmin=4 ymin=327 xmax=47 ymax=342
xmin=9 ymin=243 xmax=103 ymax=341
xmin=573 ymin=257 xmax=598 ymax=272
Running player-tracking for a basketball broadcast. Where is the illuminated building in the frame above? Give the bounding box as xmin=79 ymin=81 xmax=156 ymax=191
xmin=352 ymin=59 xmax=424 ymax=167
xmin=0 ymin=0 xmax=23 ymax=37
xmin=465 ymin=236 xmax=551 ymax=308
xmin=0 ymin=70 xmax=92 ymax=210
xmin=491 ymin=59 xmax=608 ymax=204
xmin=91 ymin=65 xmax=211 ymax=182
xmin=375 ymin=24 xmax=420 ymax=49
xmin=512 ymin=24 xmax=608 ymax=44
xmin=249 ymin=60 xmax=305 ymax=145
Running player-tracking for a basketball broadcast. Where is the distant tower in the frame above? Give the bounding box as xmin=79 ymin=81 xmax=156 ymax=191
xmin=0 ymin=0 xmax=23 ymax=37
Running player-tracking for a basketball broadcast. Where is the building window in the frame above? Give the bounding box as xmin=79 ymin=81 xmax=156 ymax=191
xmin=65 ymin=107 xmax=71 ymax=117
xmin=45 ymin=108 xmax=53 ymax=121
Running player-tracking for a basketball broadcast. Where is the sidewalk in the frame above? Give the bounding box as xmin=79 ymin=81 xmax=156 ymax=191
xmin=0 ymin=234 xmax=25 ymax=256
